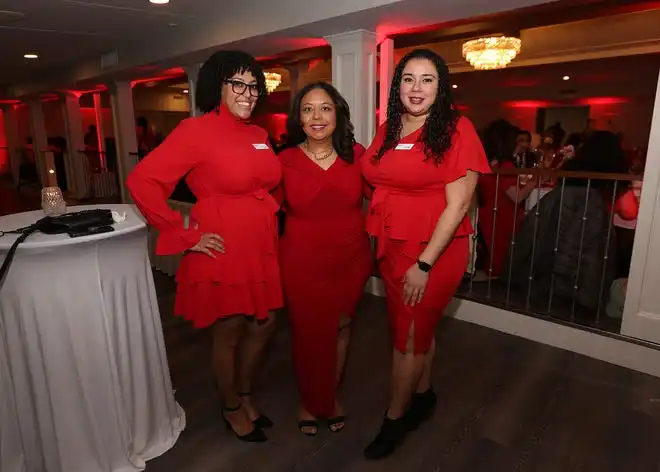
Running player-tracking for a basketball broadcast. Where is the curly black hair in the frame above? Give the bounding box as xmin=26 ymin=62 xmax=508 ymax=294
xmin=195 ymin=50 xmax=267 ymax=114
xmin=374 ymin=48 xmax=460 ymax=164
xmin=284 ymin=82 xmax=357 ymax=163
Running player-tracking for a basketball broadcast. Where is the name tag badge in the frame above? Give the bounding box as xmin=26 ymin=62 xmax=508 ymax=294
xmin=395 ymin=143 xmax=414 ymax=151
xmin=252 ymin=143 xmax=269 ymax=150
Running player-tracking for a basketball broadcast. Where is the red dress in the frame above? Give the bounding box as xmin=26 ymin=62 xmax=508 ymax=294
xmin=275 ymin=144 xmax=372 ymax=418
xmin=478 ymin=161 xmax=524 ymax=277
xmin=127 ymin=105 xmax=283 ymax=328
xmin=362 ymin=117 xmax=490 ymax=354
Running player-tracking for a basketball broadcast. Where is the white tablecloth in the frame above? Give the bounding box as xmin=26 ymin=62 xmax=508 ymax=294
xmin=0 ymin=204 xmax=185 ymax=472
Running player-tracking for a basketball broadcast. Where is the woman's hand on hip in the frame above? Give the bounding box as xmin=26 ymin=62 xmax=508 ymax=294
xmin=403 ymin=264 xmax=429 ymax=307
xmin=190 ymin=233 xmax=224 ymax=258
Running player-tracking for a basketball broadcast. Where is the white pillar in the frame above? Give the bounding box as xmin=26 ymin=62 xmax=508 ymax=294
xmin=2 ymin=106 xmax=21 ymax=185
xmin=285 ymin=63 xmax=307 ymax=106
xmin=325 ymin=30 xmax=377 ymax=146
xmin=27 ymin=99 xmax=56 ymax=187
xmin=92 ymin=93 xmax=107 ymax=161
xmin=183 ymin=64 xmax=202 ymax=117
xmin=60 ymin=92 xmax=87 ymax=199
xmin=621 ymin=69 xmax=660 ymax=344
xmin=109 ymin=81 xmax=138 ymax=202
xmin=378 ymin=38 xmax=394 ymax=126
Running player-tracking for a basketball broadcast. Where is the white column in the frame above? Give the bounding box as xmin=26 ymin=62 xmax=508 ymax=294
xmin=93 ymin=92 xmax=107 ymax=160
xmin=60 ymin=92 xmax=87 ymax=199
xmin=183 ymin=64 xmax=202 ymax=117
xmin=285 ymin=63 xmax=307 ymax=106
xmin=378 ymin=38 xmax=394 ymax=126
xmin=109 ymin=81 xmax=138 ymax=202
xmin=621 ymin=69 xmax=660 ymax=344
xmin=2 ymin=105 xmax=21 ymax=185
xmin=325 ymin=30 xmax=377 ymax=146
xmin=27 ymin=99 xmax=56 ymax=187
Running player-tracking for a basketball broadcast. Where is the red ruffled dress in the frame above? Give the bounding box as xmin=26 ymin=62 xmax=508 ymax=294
xmin=127 ymin=105 xmax=283 ymax=327
xmin=361 ymin=117 xmax=490 ymax=353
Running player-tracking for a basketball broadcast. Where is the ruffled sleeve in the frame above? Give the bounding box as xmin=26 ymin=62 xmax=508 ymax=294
xmin=444 ymin=117 xmax=491 ymax=183
xmin=127 ymin=118 xmax=204 ymax=255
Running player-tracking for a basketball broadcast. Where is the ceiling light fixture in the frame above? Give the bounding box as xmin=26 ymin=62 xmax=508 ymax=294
xmin=462 ymin=36 xmax=521 ymax=71
xmin=149 ymin=0 xmax=170 ymax=4
xmin=264 ymin=72 xmax=282 ymax=94
xmin=452 ymin=84 xmax=458 ymax=89
xmin=562 ymin=75 xmax=570 ymax=81
xmin=182 ymin=89 xmax=189 ymax=94
xmin=24 ymin=53 xmax=38 ymax=59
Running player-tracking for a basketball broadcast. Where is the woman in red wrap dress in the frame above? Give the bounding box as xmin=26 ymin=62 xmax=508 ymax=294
xmin=361 ymin=49 xmax=490 ymax=460
xmin=127 ymin=51 xmax=281 ymax=443
xmin=274 ymin=82 xmax=372 ymax=436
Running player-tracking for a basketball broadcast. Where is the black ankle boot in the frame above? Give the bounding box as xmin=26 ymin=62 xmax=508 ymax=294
xmin=363 ymin=415 xmax=408 ymax=460
xmin=403 ymin=388 xmax=437 ymax=431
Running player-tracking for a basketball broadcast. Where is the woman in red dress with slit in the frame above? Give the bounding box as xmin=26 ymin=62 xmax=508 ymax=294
xmin=274 ymin=82 xmax=372 ymax=436
xmin=127 ymin=51 xmax=281 ymax=443
xmin=361 ymin=49 xmax=490 ymax=460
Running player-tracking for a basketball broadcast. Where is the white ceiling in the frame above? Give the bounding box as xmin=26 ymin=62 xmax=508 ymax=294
xmin=1 ymin=0 xmax=549 ymax=98
xmin=0 ymin=0 xmax=203 ymax=87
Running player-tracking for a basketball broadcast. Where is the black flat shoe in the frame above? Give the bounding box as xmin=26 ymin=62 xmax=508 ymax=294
xmin=403 ymin=388 xmax=437 ymax=431
xmin=222 ymin=404 xmax=267 ymax=443
xmin=238 ymin=392 xmax=274 ymax=429
xmin=363 ymin=415 xmax=408 ymax=460
xmin=297 ymin=419 xmax=320 ymax=436
xmin=327 ymin=415 xmax=346 ymax=433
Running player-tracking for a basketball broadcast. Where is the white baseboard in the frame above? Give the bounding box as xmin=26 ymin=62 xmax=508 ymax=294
xmin=448 ymin=298 xmax=660 ymax=378
xmin=364 ymin=277 xmax=660 ymax=377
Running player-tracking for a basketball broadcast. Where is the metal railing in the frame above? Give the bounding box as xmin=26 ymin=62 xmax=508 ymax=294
xmin=458 ymin=166 xmax=641 ymax=335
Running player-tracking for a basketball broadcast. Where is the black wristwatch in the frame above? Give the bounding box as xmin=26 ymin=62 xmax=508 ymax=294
xmin=416 ymin=259 xmax=433 ymax=273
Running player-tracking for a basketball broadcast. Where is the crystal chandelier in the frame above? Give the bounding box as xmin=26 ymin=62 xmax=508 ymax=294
xmin=462 ymin=36 xmax=522 ymax=71
xmin=264 ymin=72 xmax=282 ymax=94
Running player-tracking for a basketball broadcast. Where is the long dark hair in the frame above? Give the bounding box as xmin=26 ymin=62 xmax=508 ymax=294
xmin=284 ymin=82 xmax=357 ymax=162
xmin=195 ymin=50 xmax=267 ymax=114
xmin=374 ymin=48 xmax=460 ymax=164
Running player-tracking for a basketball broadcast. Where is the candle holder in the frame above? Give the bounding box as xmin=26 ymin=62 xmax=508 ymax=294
xmin=41 ymin=186 xmax=67 ymax=216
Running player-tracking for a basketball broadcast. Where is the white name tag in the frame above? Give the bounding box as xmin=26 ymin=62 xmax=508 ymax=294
xmin=253 ymin=143 xmax=269 ymax=150
xmin=395 ymin=143 xmax=414 ymax=151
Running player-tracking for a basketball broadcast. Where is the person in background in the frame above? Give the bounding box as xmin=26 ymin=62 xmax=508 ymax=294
xmin=361 ymin=48 xmax=490 ymax=459
xmin=514 ymin=129 xmax=533 ymax=168
xmin=127 ymin=50 xmax=282 ymax=443
xmin=135 ymin=116 xmax=158 ymax=158
xmin=274 ymin=82 xmax=372 ymax=436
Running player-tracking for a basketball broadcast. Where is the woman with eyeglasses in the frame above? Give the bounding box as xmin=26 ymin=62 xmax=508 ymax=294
xmin=361 ymin=49 xmax=490 ymax=459
xmin=127 ymin=50 xmax=282 ymax=443
xmin=274 ymin=82 xmax=372 ymax=437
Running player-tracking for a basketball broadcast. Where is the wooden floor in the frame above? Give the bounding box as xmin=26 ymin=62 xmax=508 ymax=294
xmin=147 ymin=271 xmax=660 ymax=472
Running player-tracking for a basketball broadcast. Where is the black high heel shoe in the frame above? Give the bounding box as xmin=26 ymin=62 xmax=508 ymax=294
xmin=403 ymin=387 xmax=437 ymax=431
xmin=238 ymin=392 xmax=274 ymax=429
xmin=363 ymin=415 xmax=408 ymax=460
xmin=222 ymin=404 xmax=267 ymax=443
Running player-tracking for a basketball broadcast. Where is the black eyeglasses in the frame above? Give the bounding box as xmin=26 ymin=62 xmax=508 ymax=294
xmin=225 ymin=79 xmax=261 ymax=97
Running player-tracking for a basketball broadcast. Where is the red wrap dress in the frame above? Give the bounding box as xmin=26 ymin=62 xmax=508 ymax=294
xmin=361 ymin=117 xmax=490 ymax=354
xmin=127 ymin=105 xmax=283 ymax=327
xmin=275 ymin=144 xmax=372 ymax=418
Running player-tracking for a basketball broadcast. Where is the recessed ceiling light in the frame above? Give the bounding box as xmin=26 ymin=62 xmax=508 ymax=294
xmin=562 ymin=75 xmax=570 ymax=81
xmin=149 ymin=0 xmax=170 ymax=4
xmin=182 ymin=89 xmax=189 ymax=94
xmin=452 ymin=84 xmax=458 ymax=89
xmin=24 ymin=53 xmax=38 ymax=59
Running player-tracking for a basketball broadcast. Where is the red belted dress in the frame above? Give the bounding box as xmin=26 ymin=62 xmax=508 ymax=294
xmin=127 ymin=105 xmax=283 ymax=327
xmin=361 ymin=117 xmax=490 ymax=353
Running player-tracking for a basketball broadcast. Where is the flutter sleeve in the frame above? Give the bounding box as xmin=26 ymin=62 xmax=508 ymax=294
xmin=127 ymin=118 xmax=203 ymax=255
xmin=444 ymin=117 xmax=491 ymax=183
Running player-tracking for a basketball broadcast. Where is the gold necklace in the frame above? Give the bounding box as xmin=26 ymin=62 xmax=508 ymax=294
xmin=303 ymin=141 xmax=334 ymax=161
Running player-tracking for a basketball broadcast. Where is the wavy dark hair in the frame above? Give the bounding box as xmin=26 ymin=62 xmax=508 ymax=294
xmin=374 ymin=48 xmax=460 ymax=164
xmin=284 ymin=82 xmax=357 ymax=162
xmin=195 ymin=50 xmax=267 ymax=114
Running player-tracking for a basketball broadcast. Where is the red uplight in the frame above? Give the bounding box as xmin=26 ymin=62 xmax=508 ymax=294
xmin=505 ymin=100 xmax=551 ymax=109
xmin=578 ymin=97 xmax=628 ymax=106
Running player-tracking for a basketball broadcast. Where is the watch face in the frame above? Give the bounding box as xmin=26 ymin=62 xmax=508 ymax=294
xmin=417 ymin=260 xmax=432 ymax=272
